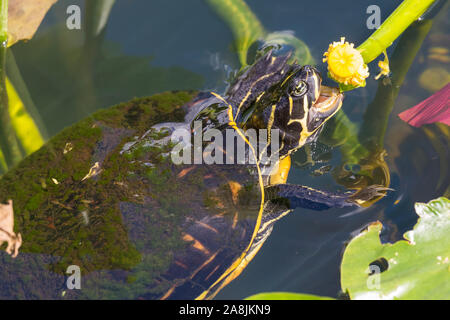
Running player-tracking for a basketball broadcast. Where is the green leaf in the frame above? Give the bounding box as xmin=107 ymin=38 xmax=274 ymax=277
xmin=341 ymin=197 xmax=450 ymax=300
xmin=245 ymin=292 xmax=334 ymax=300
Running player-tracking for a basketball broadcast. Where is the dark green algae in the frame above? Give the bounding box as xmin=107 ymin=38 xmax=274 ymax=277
xmin=0 ymin=91 xmax=205 ymax=299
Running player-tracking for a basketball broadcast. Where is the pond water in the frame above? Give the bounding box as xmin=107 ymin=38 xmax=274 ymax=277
xmin=1 ymin=0 xmax=449 ymax=299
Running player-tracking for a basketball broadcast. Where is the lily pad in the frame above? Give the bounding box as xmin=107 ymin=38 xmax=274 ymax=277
xmin=341 ymin=197 xmax=450 ymax=300
xmin=245 ymin=292 xmax=334 ymax=300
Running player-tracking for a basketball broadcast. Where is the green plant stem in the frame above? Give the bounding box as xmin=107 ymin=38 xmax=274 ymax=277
xmin=357 ymin=0 xmax=436 ymax=63
xmin=358 ymin=20 xmax=433 ymax=151
xmin=204 ymin=0 xmax=313 ymax=66
xmin=6 ymin=50 xmax=48 ymax=142
xmin=78 ymin=0 xmax=117 ymax=122
xmin=0 ymin=0 xmax=22 ymax=168
xmin=320 ymin=110 xmax=369 ymax=165
xmin=204 ymin=0 xmax=265 ymax=66
xmin=85 ymin=0 xmax=116 ymax=45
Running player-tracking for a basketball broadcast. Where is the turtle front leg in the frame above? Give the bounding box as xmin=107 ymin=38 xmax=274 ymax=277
xmin=265 ymin=184 xmax=391 ymax=211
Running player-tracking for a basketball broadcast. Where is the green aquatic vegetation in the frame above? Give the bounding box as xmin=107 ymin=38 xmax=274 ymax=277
xmin=341 ymin=197 xmax=450 ymax=300
xmin=246 ymin=292 xmax=334 ymax=300
xmin=0 ymin=0 xmax=22 ymax=168
xmin=204 ymin=0 xmax=313 ymax=66
xmin=357 ymin=0 xmax=436 ymax=64
xmin=85 ymin=0 xmax=116 ymax=42
xmin=204 ymin=0 xmax=264 ymax=66
xmin=246 ymin=197 xmax=450 ymax=300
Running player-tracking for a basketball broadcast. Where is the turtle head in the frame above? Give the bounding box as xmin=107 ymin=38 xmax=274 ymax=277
xmin=230 ymin=53 xmax=344 ymax=157
xmin=270 ymin=64 xmax=344 ymax=151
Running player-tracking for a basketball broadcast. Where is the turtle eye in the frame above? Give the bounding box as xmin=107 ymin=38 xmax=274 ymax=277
xmin=292 ymin=81 xmax=308 ymax=97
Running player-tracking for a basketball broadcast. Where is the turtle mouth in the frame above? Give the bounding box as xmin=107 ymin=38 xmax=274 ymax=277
xmin=312 ymin=86 xmax=344 ymax=118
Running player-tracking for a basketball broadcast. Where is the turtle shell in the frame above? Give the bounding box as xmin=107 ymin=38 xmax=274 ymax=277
xmin=0 ymin=91 xmax=263 ymax=299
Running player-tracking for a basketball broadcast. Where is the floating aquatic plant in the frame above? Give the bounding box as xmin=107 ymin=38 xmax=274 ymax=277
xmin=341 ymin=197 xmax=450 ymax=300
xmin=245 ymin=197 xmax=450 ymax=300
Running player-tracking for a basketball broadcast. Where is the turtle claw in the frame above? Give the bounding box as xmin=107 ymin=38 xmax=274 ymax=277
xmin=349 ymin=185 xmax=393 ymax=206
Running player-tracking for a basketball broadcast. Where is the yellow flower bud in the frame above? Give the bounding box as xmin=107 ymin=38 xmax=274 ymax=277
xmin=323 ymin=37 xmax=369 ymax=87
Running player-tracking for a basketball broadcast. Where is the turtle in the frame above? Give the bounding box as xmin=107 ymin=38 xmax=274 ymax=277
xmin=0 ymin=51 xmax=387 ymax=300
